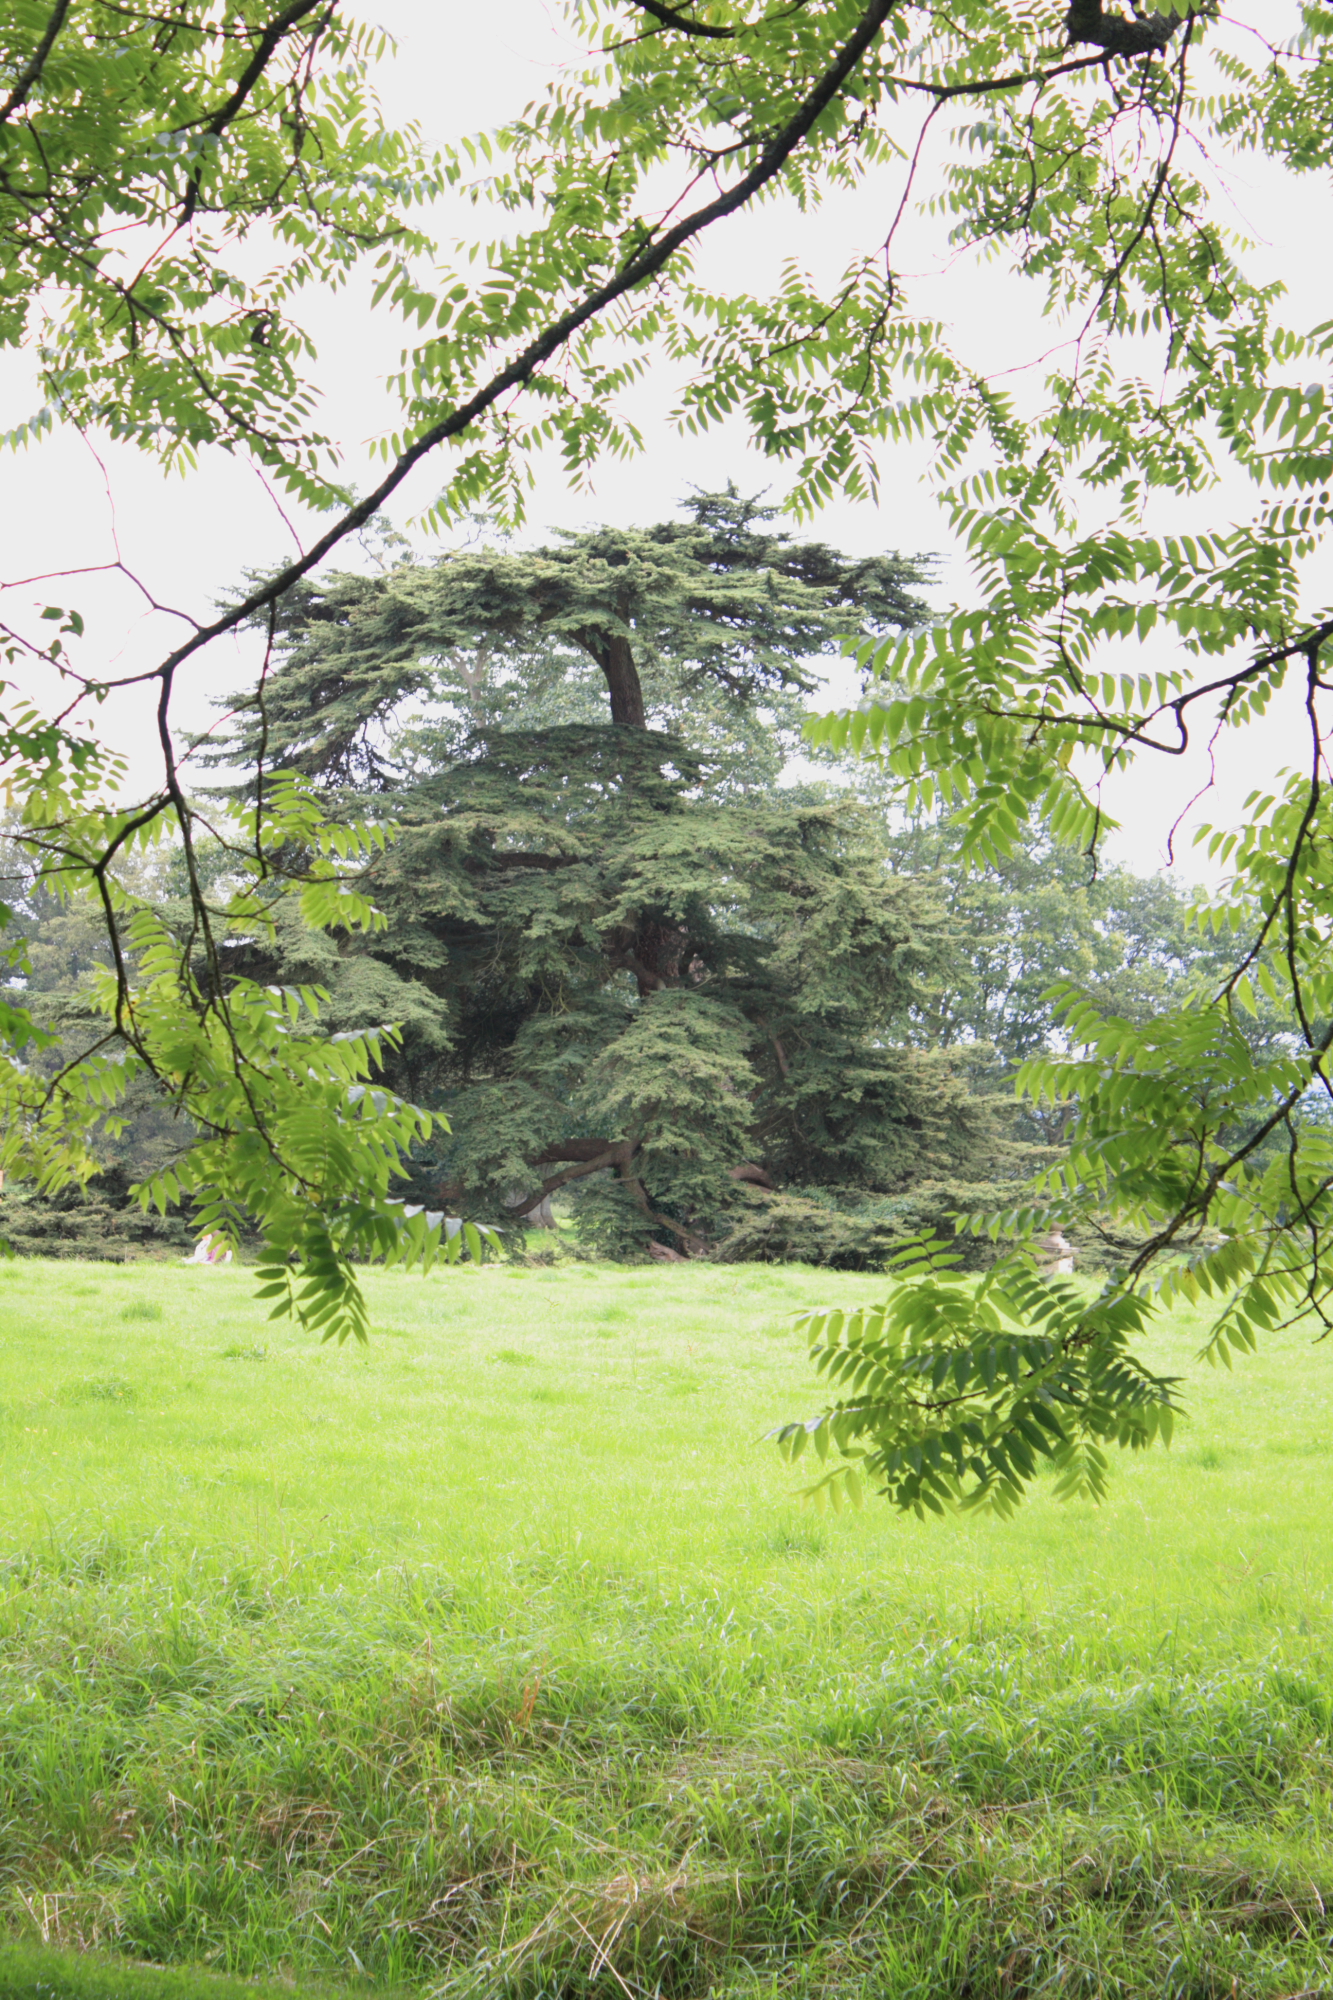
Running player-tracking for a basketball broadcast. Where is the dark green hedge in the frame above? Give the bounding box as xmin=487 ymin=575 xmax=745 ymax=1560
xmin=712 ymin=1179 xmax=1017 ymax=1270
xmin=0 ymin=1169 xmax=195 ymax=1263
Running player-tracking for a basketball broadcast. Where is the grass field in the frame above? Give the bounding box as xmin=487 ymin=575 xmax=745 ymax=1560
xmin=2 ymin=1254 xmax=1333 ymax=1998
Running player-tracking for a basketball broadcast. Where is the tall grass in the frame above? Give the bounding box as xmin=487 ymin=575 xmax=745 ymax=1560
xmin=2 ymin=1256 xmax=1333 ymax=1995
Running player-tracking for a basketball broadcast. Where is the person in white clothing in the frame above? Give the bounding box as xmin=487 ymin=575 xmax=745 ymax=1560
xmin=189 ymin=1234 xmax=233 ymax=1265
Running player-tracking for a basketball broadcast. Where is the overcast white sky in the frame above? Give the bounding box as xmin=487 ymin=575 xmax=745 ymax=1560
xmin=2 ymin=1 xmax=1329 ymax=880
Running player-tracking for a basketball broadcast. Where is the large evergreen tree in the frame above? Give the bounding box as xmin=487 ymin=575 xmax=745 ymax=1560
xmin=219 ymin=495 xmax=1007 ymax=1255
xmin=232 ymin=489 xmax=929 ymax=780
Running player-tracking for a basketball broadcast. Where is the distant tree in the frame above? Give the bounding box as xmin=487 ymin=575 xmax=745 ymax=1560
xmin=230 ymin=488 xmax=930 ymax=778
xmin=874 ymin=820 xmax=1205 ymax=1133
xmin=217 ymin=497 xmax=1015 ymax=1256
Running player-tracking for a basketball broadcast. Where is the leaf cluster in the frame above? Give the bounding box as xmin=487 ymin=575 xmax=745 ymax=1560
xmin=0 ymin=0 xmax=441 ymax=503
xmin=777 ymin=1245 xmax=1180 ymax=1517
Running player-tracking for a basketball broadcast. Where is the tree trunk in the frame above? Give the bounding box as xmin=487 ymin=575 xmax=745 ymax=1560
xmin=600 ymin=633 xmax=646 ymax=729
xmin=504 ymin=1187 xmax=557 ymax=1228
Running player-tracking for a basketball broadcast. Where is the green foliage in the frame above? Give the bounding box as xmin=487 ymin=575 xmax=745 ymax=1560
xmin=217 ymin=502 xmax=1001 ymax=1257
xmin=716 ymin=1180 xmax=1021 ymax=1270
xmin=302 ymin=727 xmax=986 ymax=1252
xmin=0 ymin=831 xmax=209 ymax=1237
xmin=765 ymin=11 xmax=1333 ymax=1515
xmin=0 ymin=0 xmax=439 ymax=503
xmin=220 ymin=487 xmax=931 ymax=780
xmin=0 ymin=783 xmax=496 ymax=1339
xmin=869 ymin=815 xmax=1300 ymax=1175
xmin=778 ymin=1244 xmax=1181 ymax=1518
xmin=0 ymin=1943 xmax=357 ymax=2000
xmin=878 ymin=816 xmax=1211 ymax=1070
xmin=0 ymin=1166 xmax=194 ymax=1262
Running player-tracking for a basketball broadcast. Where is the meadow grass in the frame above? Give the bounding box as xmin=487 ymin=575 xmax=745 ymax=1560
xmin=2 ymin=1253 xmax=1333 ymax=1997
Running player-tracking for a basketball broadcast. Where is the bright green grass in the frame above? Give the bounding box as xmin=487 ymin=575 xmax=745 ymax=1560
xmin=2 ymin=1256 xmax=1333 ymax=1998
xmin=0 ymin=1938 xmax=379 ymax=2000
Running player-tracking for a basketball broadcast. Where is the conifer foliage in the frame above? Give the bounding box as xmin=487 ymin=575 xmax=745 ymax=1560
xmin=222 ymin=496 xmax=999 ymax=1255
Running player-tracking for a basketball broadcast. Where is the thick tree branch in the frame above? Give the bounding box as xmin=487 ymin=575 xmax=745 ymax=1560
xmin=882 ymin=48 xmax=1115 ymax=101
xmin=531 ymin=1138 xmax=623 ymax=1167
xmin=0 ymin=0 xmax=71 ymax=126
xmin=617 ymin=1161 xmax=707 ymax=1253
xmin=181 ymin=0 xmax=329 ymax=138
xmin=148 ymin=0 xmax=902 ymax=732
xmin=634 ymin=0 xmax=736 ymax=38
xmin=509 ymin=1141 xmax=635 ymax=1217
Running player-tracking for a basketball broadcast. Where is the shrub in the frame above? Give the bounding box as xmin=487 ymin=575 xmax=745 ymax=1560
xmin=0 ymin=1167 xmax=195 ymax=1263
xmin=712 ymin=1182 xmax=1023 ymax=1271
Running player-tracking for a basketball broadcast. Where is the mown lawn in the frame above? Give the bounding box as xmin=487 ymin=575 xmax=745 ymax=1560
xmin=1 ymin=1254 xmax=1332 ymax=1998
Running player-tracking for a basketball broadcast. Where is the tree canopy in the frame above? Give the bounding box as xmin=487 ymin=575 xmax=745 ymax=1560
xmin=214 ymin=498 xmax=1003 ymax=1260
xmin=1 ymin=2 xmax=1331 ymax=1490
xmin=227 ymin=487 xmax=932 ymax=777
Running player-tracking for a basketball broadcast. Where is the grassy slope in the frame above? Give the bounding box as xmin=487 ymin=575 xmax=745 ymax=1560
xmin=1 ymin=1255 xmax=1332 ymax=1997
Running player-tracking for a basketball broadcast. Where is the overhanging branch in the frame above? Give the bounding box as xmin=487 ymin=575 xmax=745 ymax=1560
xmin=149 ymin=0 xmax=902 ymax=714
xmin=634 ymin=0 xmax=736 ymax=38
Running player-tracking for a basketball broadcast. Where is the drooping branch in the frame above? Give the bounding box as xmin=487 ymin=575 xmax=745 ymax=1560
xmin=616 ymin=1158 xmax=708 ymax=1254
xmin=532 ymin=1138 xmax=626 ymax=1167
xmin=505 ymin=1135 xmax=746 ymax=1252
xmin=502 ymin=1139 xmax=639 ymax=1220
